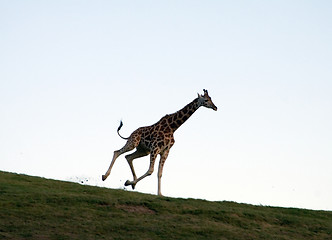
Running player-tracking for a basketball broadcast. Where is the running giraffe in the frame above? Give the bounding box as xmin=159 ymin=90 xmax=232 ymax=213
xmin=102 ymin=89 xmax=217 ymax=196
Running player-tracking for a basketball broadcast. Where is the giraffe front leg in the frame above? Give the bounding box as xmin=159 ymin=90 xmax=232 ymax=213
xmin=157 ymin=150 xmax=169 ymax=196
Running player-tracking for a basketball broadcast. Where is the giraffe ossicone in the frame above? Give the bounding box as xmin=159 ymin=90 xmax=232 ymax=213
xmin=102 ymin=89 xmax=217 ymax=196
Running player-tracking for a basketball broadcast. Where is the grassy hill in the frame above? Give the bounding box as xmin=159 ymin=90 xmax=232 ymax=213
xmin=0 ymin=171 xmax=331 ymax=239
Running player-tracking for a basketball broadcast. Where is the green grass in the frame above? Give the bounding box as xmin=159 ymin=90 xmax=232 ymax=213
xmin=0 ymin=171 xmax=331 ymax=239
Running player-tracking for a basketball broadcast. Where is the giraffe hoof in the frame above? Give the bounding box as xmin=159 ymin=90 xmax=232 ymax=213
xmin=102 ymin=175 xmax=107 ymax=181
xmin=124 ymin=180 xmax=136 ymax=190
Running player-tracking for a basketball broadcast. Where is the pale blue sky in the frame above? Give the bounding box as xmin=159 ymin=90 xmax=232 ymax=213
xmin=1 ymin=1 xmax=331 ymax=210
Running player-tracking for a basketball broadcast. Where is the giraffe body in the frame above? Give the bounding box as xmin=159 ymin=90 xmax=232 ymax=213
xmin=102 ymin=89 xmax=217 ymax=196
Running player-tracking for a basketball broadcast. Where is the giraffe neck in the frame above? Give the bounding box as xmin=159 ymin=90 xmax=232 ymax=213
xmin=166 ymin=98 xmax=200 ymax=132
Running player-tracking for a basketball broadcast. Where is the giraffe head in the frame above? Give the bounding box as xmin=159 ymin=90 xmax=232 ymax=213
xmin=197 ymin=89 xmax=218 ymax=111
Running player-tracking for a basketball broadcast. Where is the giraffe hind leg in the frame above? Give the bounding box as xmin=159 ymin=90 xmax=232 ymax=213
xmin=125 ymin=146 xmax=150 ymax=184
xmin=102 ymin=137 xmax=138 ymax=181
xmin=125 ymin=150 xmax=159 ymax=189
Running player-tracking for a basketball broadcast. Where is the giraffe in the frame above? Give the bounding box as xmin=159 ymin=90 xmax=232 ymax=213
xmin=102 ymin=89 xmax=217 ymax=196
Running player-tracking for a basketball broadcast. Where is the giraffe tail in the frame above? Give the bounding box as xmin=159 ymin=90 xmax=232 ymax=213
xmin=117 ymin=120 xmax=129 ymax=140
